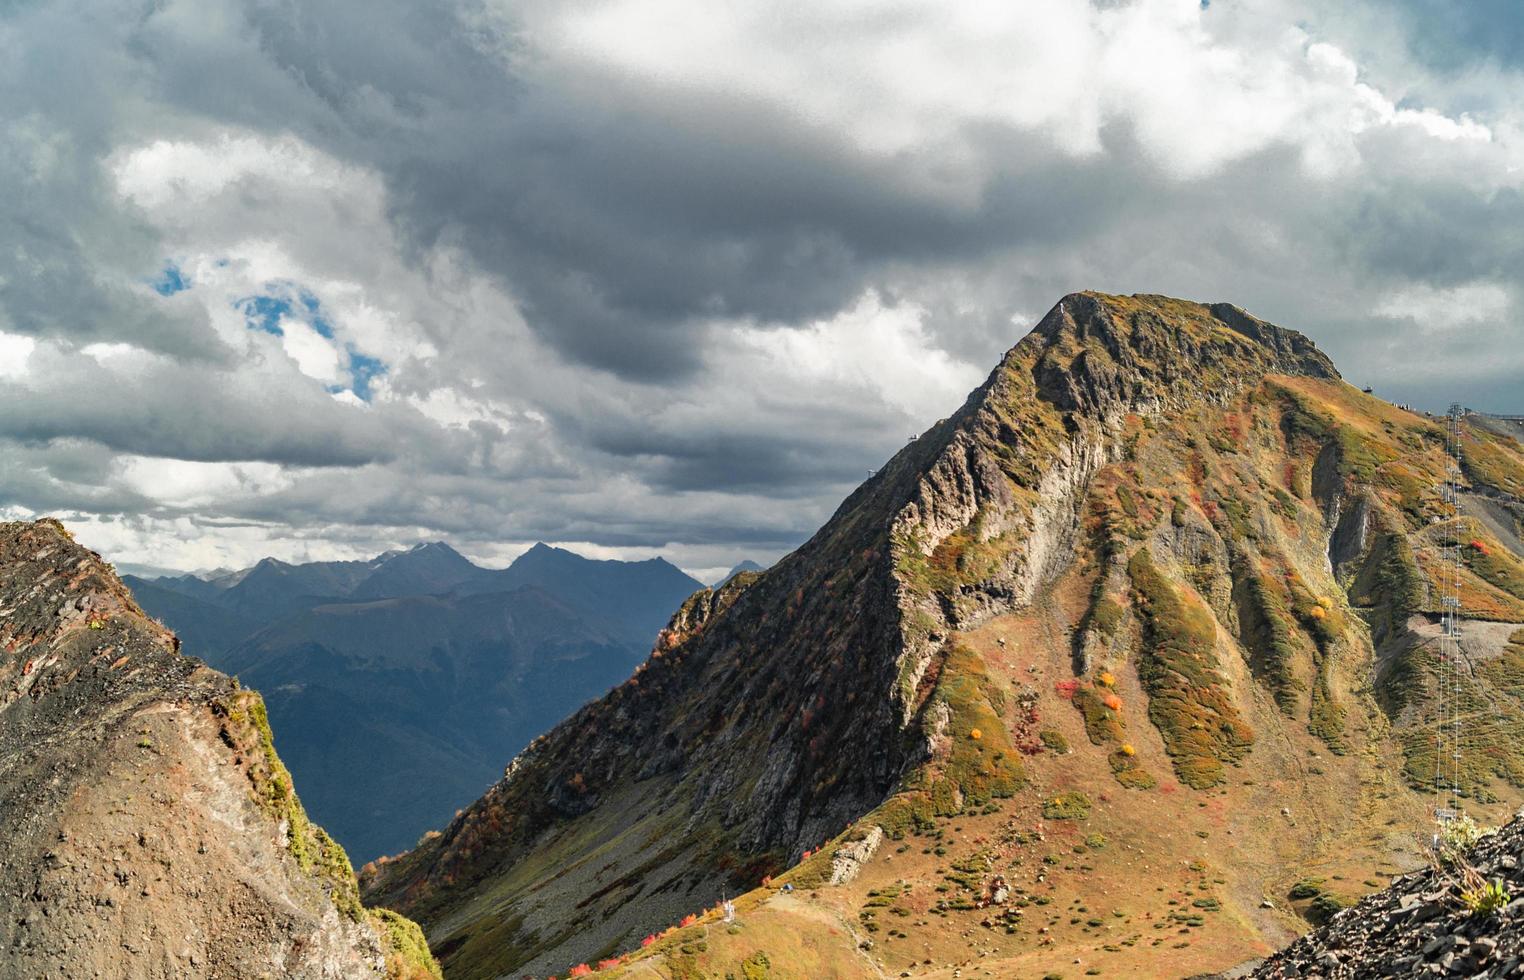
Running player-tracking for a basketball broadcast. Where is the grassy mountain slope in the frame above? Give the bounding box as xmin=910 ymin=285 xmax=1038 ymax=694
xmin=364 ymin=293 xmax=1524 ymax=978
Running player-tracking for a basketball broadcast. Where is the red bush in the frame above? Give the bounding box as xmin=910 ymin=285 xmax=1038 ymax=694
xmin=1054 ymin=679 xmax=1080 ymax=700
xmin=569 ymin=966 xmax=593 ymax=977
xmin=640 ymin=934 xmax=656 ymax=947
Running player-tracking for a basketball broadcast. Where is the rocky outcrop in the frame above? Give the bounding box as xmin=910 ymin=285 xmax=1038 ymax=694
xmin=1244 ymin=814 xmax=1524 ymax=978
xmin=0 ymin=519 xmax=439 ymax=980
xmin=828 ymin=826 xmax=884 ymax=885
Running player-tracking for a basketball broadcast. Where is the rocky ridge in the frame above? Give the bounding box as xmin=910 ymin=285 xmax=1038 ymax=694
xmin=0 ymin=519 xmax=439 ymax=979
xmin=1245 ymin=814 xmax=1524 ymax=978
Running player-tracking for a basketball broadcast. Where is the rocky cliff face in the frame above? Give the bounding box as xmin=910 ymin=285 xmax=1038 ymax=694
xmin=361 ymin=293 xmax=1524 ymax=978
xmin=0 ymin=519 xmax=440 ymax=980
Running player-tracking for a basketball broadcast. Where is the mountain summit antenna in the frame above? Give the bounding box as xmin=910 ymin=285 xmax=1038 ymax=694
xmin=1434 ymin=402 xmax=1466 ymax=825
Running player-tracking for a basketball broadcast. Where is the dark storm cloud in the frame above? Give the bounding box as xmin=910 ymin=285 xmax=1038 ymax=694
xmin=0 ymin=374 xmax=396 ymax=467
xmin=113 ymin=0 xmax=1153 ymax=382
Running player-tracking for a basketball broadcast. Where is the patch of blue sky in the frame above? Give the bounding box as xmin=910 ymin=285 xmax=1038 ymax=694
xmin=151 ymin=262 xmax=189 ymax=296
xmin=235 ymin=283 xmax=334 ymax=338
xmin=347 ymin=350 xmax=387 ymax=401
xmin=236 ymin=282 xmax=386 ymax=399
xmin=236 ymin=294 xmax=292 ymax=336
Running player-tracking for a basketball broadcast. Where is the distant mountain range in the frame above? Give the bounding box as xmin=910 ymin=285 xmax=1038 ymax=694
xmin=125 ymin=542 xmax=704 ymax=860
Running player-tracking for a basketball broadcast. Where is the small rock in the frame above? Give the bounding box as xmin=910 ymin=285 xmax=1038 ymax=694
xmin=1413 ymin=901 xmax=1445 ymax=924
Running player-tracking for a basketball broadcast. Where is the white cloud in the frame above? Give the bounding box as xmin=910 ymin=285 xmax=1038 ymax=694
xmin=1374 ymin=281 xmax=1513 ymax=329
xmin=110 ymin=131 xmax=438 ymax=366
xmin=516 ymin=0 xmax=1499 ymax=182
xmin=729 ymin=291 xmax=984 ymax=423
xmin=407 ymin=387 xmax=518 ymax=429
xmin=80 ymin=342 xmax=145 ymax=363
xmin=278 ymin=318 xmax=345 ymax=384
xmin=112 ymin=133 xmax=361 ymax=209
xmin=115 ymin=456 xmax=294 ymax=509
xmin=330 ymin=389 xmax=367 ymax=408
xmin=0 ymin=333 xmax=36 ymax=379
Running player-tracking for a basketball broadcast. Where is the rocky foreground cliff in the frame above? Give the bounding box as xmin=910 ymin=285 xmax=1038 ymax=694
xmin=1244 ymin=812 xmax=1524 ymax=978
xmin=0 ymin=519 xmax=440 ymax=979
xmin=363 ymin=293 xmax=1524 ymax=978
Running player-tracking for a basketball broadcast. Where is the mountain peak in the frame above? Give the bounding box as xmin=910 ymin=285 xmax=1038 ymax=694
xmin=1007 ymin=292 xmax=1338 ymax=420
xmin=408 ymin=541 xmax=462 ymax=556
xmin=386 ymin=540 xmax=470 ymax=566
xmin=358 ymin=292 xmax=1524 ymax=978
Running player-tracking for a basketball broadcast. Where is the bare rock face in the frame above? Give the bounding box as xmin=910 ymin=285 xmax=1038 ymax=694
xmin=828 ymin=826 xmax=884 ymax=885
xmin=0 ymin=519 xmax=439 ymax=980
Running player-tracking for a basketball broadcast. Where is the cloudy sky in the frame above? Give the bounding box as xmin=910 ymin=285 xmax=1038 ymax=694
xmin=2 ymin=0 xmax=1522 ymax=580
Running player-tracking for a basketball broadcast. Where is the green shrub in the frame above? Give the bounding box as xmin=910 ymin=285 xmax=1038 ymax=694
xmin=740 ymin=951 xmax=772 ymax=979
xmin=869 ymin=795 xmax=937 ymax=840
xmin=1091 ymin=597 xmax=1124 ymax=636
xmin=1042 ymin=792 xmax=1092 ymax=821
xmin=1039 ymin=730 xmax=1070 ymax=754
xmin=1108 ymin=748 xmax=1156 ymax=790
xmin=1461 ymin=879 xmax=1511 ymax=917
xmin=1074 ymin=686 xmax=1124 ymax=745
xmin=1437 ymin=814 xmax=1485 ymax=862
xmin=1307 ymin=893 xmax=1349 ymax=924
xmin=1288 ymin=879 xmax=1323 ymax=900
xmin=368 ymin=908 xmax=444 ymax=980
xmin=1465 ymin=536 xmax=1524 ymax=600
xmin=1117 ymin=485 xmax=1140 ymax=518
xmin=931 ymin=645 xmax=1025 ymax=805
xmin=1232 ymin=558 xmax=1306 ymax=714
xmin=1128 ymin=550 xmax=1253 ymax=788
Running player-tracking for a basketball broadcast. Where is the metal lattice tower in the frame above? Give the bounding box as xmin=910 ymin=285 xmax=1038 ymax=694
xmin=1434 ymin=403 xmax=1465 ymax=824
